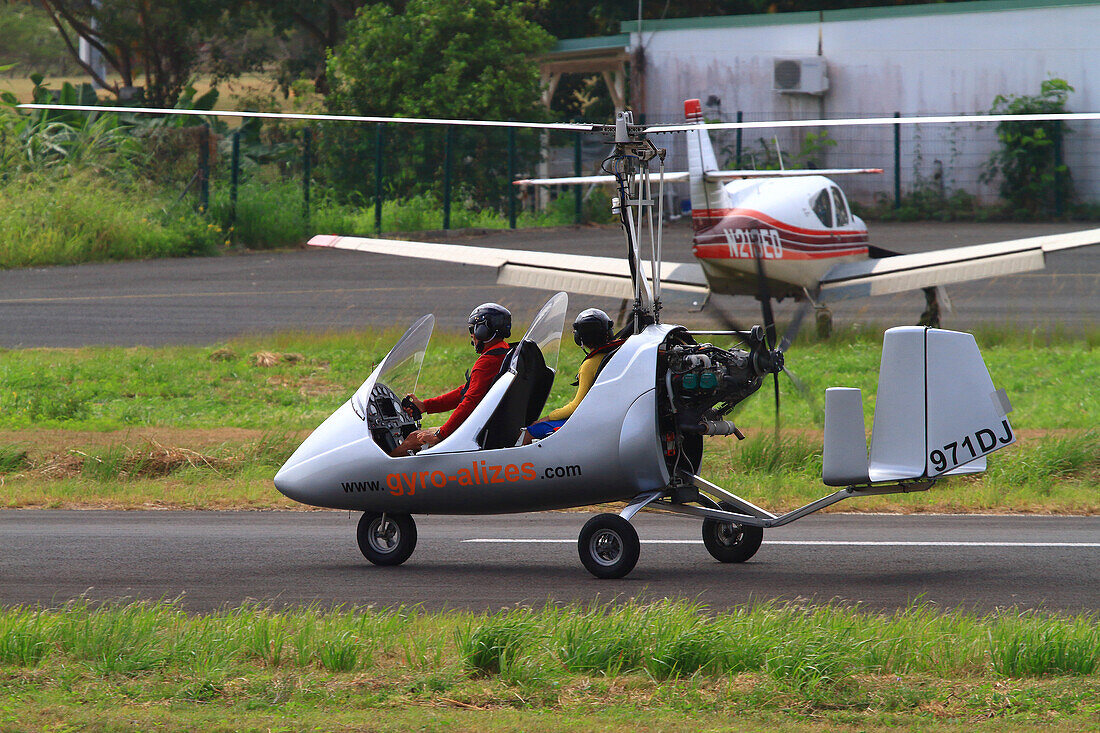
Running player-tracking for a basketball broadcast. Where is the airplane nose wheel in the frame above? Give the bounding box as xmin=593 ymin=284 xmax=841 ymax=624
xmin=702 ymin=502 xmax=763 ymax=563
xmin=578 ymin=514 xmax=640 ymax=579
xmin=357 ymin=512 xmax=417 ymax=566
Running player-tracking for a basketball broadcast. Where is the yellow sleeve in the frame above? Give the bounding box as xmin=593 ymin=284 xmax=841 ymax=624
xmin=546 ymin=358 xmax=600 ymax=420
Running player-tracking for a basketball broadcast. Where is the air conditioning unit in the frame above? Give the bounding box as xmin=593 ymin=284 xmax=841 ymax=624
xmin=773 ymin=57 xmax=829 ymax=95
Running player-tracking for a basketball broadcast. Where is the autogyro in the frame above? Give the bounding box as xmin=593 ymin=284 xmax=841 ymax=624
xmin=273 ymin=113 xmax=1017 ymax=578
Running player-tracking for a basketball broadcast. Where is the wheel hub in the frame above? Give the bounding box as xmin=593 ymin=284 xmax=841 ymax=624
xmin=368 ymin=518 xmax=400 ymax=554
xmin=715 ymin=522 xmax=743 ymax=547
xmin=590 ymin=529 xmax=623 ymax=566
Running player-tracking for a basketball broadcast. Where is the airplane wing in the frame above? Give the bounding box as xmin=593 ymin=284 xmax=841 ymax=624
xmin=514 ymin=168 xmax=881 ymax=186
xmin=308 ymin=235 xmax=710 ymax=305
xmin=817 ymin=228 xmax=1100 ymax=301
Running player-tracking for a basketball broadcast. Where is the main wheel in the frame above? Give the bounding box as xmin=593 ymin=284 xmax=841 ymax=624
xmin=357 ymin=512 xmax=417 ymax=566
xmin=578 ymin=513 xmax=640 ymax=579
xmin=702 ymin=502 xmax=763 ymax=563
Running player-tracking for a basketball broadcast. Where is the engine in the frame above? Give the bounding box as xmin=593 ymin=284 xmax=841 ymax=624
xmin=662 ymin=326 xmax=784 ymax=438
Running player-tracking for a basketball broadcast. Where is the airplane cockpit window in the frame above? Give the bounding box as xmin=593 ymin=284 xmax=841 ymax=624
xmin=831 ymin=187 xmax=850 ymax=227
xmin=351 ymin=314 xmax=433 ymax=452
xmin=811 ymin=189 xmax=833 ymax=228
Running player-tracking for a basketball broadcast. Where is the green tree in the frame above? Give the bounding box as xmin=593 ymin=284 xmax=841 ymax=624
xmin=34 ymin=0 xmax=253 ymax=107
xmin=981 ymin=78 xmax=1074 ymax=218
xmin=323 ymin=0 xmax=553 ymax=205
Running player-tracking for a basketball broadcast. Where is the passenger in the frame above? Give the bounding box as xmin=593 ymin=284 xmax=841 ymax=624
xmin=391 ymin=303 xmax=512 ymax=457
xmin=523 ymin=308 xmax=623 ymax=443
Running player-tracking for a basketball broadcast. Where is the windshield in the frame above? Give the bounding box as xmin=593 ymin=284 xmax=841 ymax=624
xmin=515 ymin=292 xmax=568 ymax=374
xmin=831 ymin=187 xmax=850 ymax=226
xmin=351 ymin=314 xmax=434 ymax=419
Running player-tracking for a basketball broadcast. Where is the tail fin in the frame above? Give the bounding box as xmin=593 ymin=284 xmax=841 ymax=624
xmin=684 ymin=99 xmax=732 ymax=234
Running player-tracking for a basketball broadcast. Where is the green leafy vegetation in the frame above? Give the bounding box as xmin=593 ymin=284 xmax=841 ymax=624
xmin=982 ymin=78 xmax=1074 ymax=219
xmin=0 ymin=600 xmax=1097 ymax=730
xmin=323 ymin=0 xmax=552 ymax=205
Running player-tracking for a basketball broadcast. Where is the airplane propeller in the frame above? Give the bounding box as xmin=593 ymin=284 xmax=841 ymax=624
xmin=707 ymin=250 xmax=822 ymax=443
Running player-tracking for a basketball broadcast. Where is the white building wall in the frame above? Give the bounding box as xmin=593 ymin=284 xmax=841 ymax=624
xmin=630 ymin=2 xmax=1100 ymax=204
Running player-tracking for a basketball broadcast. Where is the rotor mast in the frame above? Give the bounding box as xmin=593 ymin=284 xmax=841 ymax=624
xmin=600 ymin=111 xmax=667 ymax=331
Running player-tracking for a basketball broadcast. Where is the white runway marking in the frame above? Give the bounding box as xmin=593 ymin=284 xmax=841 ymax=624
xmin=463 ymin=539 xmax=1100 ymax=547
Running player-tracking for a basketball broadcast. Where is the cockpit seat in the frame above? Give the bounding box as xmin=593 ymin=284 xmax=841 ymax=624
xmin=478 ymin=341 xmax=553 ymax=449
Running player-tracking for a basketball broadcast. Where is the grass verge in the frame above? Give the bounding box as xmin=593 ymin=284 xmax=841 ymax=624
xmin=0 ymin=328 xmax=1095 ymax=512
xmin=0 ymin=430 xmax=1096 ymax=513
xmin=0 ymin=328 xmax=1095 ymax=432
xmin=0 ymin=599 xmax=1097 ymax=731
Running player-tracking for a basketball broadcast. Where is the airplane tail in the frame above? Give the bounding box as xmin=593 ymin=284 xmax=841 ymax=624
xmin=684 ymin=99 xmax=732 ymax=235
xmin=822 ymin=327 xmax=1015 ymax=487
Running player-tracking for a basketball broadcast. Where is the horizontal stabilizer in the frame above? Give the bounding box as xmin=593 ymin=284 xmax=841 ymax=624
xmin=513 ymin=169 xmax=881 ymax=186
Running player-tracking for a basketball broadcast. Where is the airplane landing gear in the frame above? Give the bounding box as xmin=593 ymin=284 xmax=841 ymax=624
xmin=578 ymin=514 xmax=640 ymax=579
xmin=701 ymin=502 xmax=763 ymax=563
xmin=815 ymin=305 xmax=833 ymax=339
xmin=357 ymin=512 xmax=417 ymax=566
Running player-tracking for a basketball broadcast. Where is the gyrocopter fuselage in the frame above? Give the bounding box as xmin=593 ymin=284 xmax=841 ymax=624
xmin=274 ymin=113 xmax=1017 ymax=578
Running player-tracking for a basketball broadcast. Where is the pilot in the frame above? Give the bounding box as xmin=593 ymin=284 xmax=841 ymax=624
xmin=523 ymin=308 xmax=623 ymax=443
xmin=391 ymin=303 xmax=512 ymax=456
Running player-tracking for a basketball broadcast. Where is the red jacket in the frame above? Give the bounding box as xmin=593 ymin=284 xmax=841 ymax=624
xmin=422 ymin=339 xmax=510 ymax=439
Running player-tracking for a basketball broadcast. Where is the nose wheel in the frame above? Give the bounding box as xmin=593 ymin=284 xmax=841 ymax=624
xmin=357 ymin=512 xmax=417 ymax=566
xmin=578 ymin=513 xmax=640 ymax=579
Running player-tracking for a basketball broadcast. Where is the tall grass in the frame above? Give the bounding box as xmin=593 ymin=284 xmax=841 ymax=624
xmin=5 ymin=599 xmax=1090 ymax=685
xmin=0 ymin=173 xmax=225 ymax=269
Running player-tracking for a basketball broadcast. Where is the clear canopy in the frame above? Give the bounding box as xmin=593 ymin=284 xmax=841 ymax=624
xmin=513 ymin=292 xmax=567 ymax=374
xmin=351 ymin=314 xmax=434 ymax=419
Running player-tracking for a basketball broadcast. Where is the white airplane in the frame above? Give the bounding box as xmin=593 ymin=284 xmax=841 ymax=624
xmin=307 ymin=99 xmax=1100 ymax=327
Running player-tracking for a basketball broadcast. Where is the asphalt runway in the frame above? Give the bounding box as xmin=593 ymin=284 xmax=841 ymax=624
xmin=0 ymin=220 xmax=1096 ymax=347
xmin=2 ymin=510 xmax=1097 ymax=613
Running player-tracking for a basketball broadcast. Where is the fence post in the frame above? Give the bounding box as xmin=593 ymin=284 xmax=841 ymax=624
xmin=198 ymin=123 xmax=210 ymax=214
xmin=229 ymin=131 xmax=240 ymax=242
xmin=735 ymin=111 xmax=743 ymax=167
xmin=508 ymin=127 xmax=517 ymax=229
xmin=374 ymin=124 xmax=385 ymax=234
xmin=894 ymin=112 xmax=901 ymax=209
xmin=1053 ymin=122 xmax=1065 ymax=217
xmin=574 ymin=124 xmax=582 ymax=225
xmin=443 ymin=126 xmax=454 ymax=230
xmin=302 ymin=127 xmax=312 ymax=236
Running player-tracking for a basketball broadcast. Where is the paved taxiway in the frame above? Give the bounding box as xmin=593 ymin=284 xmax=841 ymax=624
xmin=2 ymin=511 xmax=1097 ymax=613
xmin=0 ymin=221 xmax=1096 ymax=347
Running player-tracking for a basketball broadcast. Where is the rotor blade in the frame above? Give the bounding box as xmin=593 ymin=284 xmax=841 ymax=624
xmin=648 ymin=111 xmax=1100 ymax=134
xmin=777 ymin=300 xmax=812 ymax=353
xmin=17 ymin=103 xmax=593 ymax=132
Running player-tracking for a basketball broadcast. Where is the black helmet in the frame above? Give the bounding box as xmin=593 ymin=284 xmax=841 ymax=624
xmin=468 ymin=302 xmax=511 ymax=343
xmin=573 ymin=308 xmax=614 ymax=349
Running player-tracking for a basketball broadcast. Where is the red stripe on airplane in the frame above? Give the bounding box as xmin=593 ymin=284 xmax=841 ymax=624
xmin=693 ymin=207 xmax=868 ymax=238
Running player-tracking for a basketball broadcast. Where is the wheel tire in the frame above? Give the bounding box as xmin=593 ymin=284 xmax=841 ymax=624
xmin=578 ymin=513 xmax=640 ymax=579
xmin=702 ymin=502 xmax=763 ymax=563
xmin=357 ymin=512 xmax=417 ymax=566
